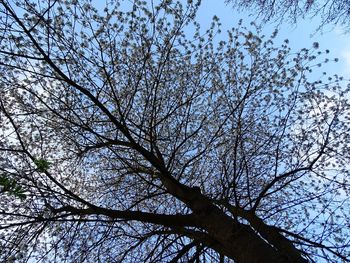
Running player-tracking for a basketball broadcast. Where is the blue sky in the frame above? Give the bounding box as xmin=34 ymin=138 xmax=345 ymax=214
xmin=196 ymin=0 xmax=350 ymax=79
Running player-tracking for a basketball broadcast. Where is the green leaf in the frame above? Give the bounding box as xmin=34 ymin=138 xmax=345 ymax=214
xmin=34 ymin=158 xmax=51 ymax=172
xmin=0 ymin=174 xmax=26 ymax=200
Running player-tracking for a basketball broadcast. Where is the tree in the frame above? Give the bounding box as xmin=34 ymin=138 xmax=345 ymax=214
xmin=0 ymin=0 xmax=349 ymax=262
xmin=226 ymin=0 xmax=350 ymax=29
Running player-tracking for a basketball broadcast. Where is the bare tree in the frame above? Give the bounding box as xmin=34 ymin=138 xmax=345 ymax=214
xmin=0 ymin=0 xmax=349 ymax=262
xmin=226 ymin=0 xmax=350 ymax=29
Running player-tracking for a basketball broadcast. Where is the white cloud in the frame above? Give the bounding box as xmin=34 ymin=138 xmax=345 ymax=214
xmin=340 ymin=50 xmax=350 ymax=78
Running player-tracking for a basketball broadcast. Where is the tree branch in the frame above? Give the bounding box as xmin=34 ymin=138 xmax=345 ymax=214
xmin=50 ymin=204 xmax=200 ymax=228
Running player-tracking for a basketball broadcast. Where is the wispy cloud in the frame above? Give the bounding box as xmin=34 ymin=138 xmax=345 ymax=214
xmin=340 ymin=49 xmax=350 ymax=78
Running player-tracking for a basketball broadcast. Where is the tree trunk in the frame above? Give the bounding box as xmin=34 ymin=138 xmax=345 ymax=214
xmin=180 ymin=187 xmax=307 ymax=263
xmin=135 ymin=157 xmax=307 ymax=262
xmin=194 ymin=208 xmax=303 ymax=262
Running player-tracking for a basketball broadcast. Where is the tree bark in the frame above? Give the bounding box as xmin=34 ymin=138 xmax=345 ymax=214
xmin=193 ymin=205 xmax=305 ymax=263
xmin=164 ymin=180 xmax=307 ymax=263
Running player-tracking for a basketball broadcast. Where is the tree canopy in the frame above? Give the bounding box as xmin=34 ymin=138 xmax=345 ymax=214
xmin=226 ymin=0 xmax=350 ymax=29
xmin=0 ymin=0 xmax=349 ymax=262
